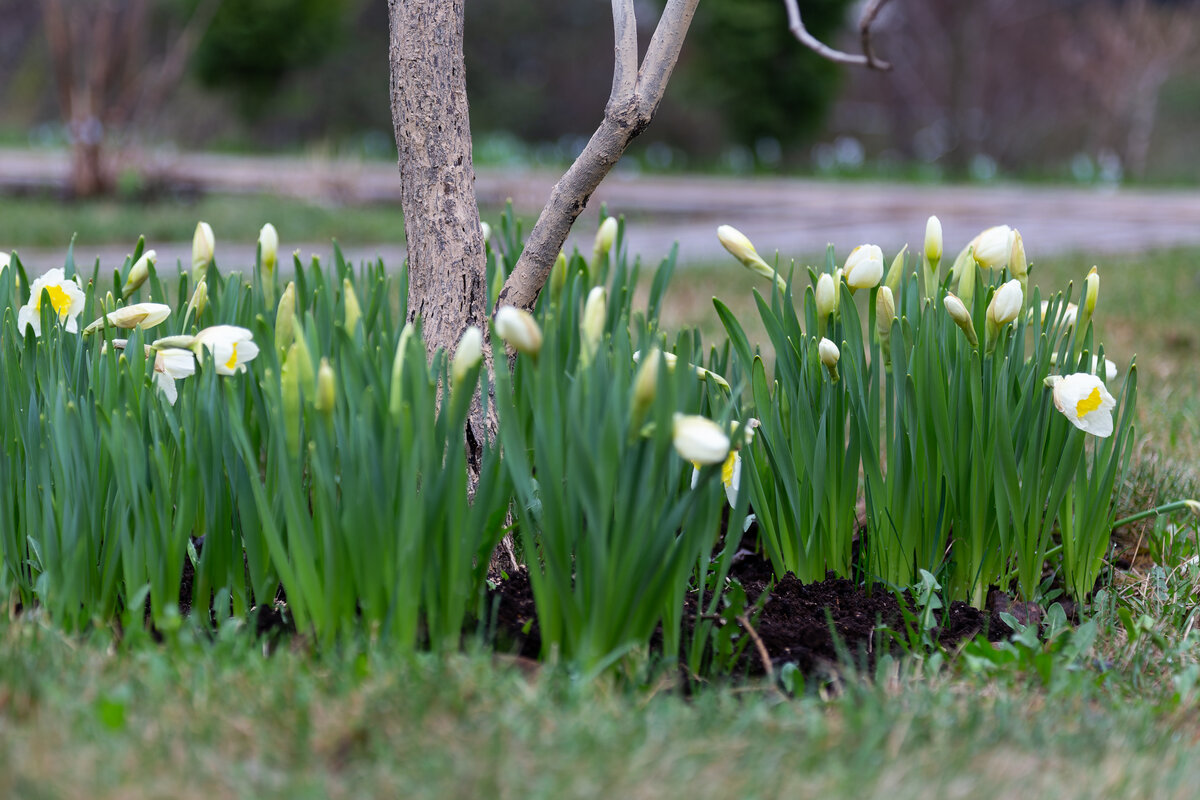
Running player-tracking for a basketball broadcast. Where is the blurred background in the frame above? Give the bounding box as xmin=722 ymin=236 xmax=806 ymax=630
xmin=0 ymin=0 xmax=1199 ymax=263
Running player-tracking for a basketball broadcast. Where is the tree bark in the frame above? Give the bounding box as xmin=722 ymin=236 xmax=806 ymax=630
xmin=388 ymin=0 xmax=487 ymax=367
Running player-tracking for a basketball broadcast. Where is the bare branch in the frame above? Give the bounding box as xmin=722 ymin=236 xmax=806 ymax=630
xmin=637 ymin=0 xmax=701 ymax=110
xmin=783 ymin=0 xmax=892 ymax=71
xmin=610 ymin=0 xmax=638 ymax=104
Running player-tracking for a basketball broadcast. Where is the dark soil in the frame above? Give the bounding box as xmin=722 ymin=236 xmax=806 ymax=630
xmin=487 ymin=553 xmax=1016 ymax=681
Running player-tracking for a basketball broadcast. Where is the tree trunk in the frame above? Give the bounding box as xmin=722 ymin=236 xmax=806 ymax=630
xmin=387 ymin=0 xmax=487 ymax=367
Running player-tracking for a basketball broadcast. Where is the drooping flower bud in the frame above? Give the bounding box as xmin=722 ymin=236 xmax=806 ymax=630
xmin=672 ymin=413 xmax=731 ymax=466
xmin=944 ymin=292 xmax=978 ymax=347
xmin=494 ymin=305 xmax=543 ymax=357
xmin=818 ymin=337 xmax=841 ymax=382
xmin=122 ymin=249 xmax=157 ymax=298
xmin=717 ymin=225 xmax=787 ymax=293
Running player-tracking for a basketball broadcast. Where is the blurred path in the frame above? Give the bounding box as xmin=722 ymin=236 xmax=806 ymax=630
xmin=4 ymin=148 xmax=1200 ymax=269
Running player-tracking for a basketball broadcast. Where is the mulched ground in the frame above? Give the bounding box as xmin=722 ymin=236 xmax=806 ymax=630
xmin=486 ymin=551 xmax=1019 ymax=680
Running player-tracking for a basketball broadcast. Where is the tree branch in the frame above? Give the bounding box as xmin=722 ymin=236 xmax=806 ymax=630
xmin=609 ymin=0 xmax=638 ymax=104
xmin=783 ymin=0 xmax=893 ymax=71
xmin=638 ymin=0 xmax=701 ymax=109
xmin=496 ymin=0 xmax=700 ymax=313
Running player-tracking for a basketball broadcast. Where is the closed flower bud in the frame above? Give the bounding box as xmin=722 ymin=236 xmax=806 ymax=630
xmin=192 ymin=221 xmax=215 ymax=273
xmin=631 ymin=348 xmax=661 ymax=422
xmin=987 ymin=279 xmax=1024 ymax=328
xmin=924 ymin=215 xmax=943 ymax=265
xmin=580 ymin=286 xmax=607 ymax=366
xmin=185 ymin=278 xmax=208 ymax=322
xmin=83 ymin=302 xmax=171 ymax=335
xmin=549 ymin=251 xmax=568 ymax=304
xmin=672 ymin=413 xmax=730 ymax=466
xmin=389 ymin=322 xmax=416 ymax=418
xmin=343 ymin=278 xmax=363 ymax=332
xmin=275 ymin=281 xmax=296 ymax=354
xmin=593 ymin=216 xmax=618 ymax=260
xmin=451 ymin=326 xmax=483 ymax=386
xmin=815 ymin=272 xmax=836 ymax=320
xmin=315 ymin=357 xmax=336 ymax=416
xmin=480 ymin=221 xmax=492 ymax=244
xmin=971 ymin=225 xmax=1014 ymax=270
xmin=122 ymin=249 xmax=157 ymax=298
xmin=944 ymin=292 xmax=978 ymax=347
xmin=844 ymin=244 xmax=884 ymax=290
xmin=259 ymin=223 xmax=279 ymax=272
xmin=818 ymin=337 xmax=841 ymax=382
xmin=494 ymin=305 xmax=543 ymax=356
xmin=876 ymin=285 xmax=896 ymax=338
xmin=1083 ymin=267 xmax=1099 ymax=318
xmin=718 ymin=225 xmax=787 ymax=293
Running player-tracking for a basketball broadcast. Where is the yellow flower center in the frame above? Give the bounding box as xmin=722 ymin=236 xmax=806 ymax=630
xmin=1076 ymin=387 xmax=1102 ymax=418
xmin=721 ymin=451 xmax=737 ymax=488
xmin=36 ymin=283 xmax=73 ymax=317
xmin=224 ymin=342 xmax=239 ymax=371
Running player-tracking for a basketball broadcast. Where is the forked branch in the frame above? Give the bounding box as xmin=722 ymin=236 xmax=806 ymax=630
xmin=783 ymin=0 xmax=893 ymax=70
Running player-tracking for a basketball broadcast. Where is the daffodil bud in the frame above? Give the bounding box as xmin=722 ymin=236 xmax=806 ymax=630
xmin=631 ymin=347 xmax=660 ymax=424
xmin=549 ymin=251 xmax=568 ymax=305
xmin=971 ymin=225 xmax=1014 ymax=270
xmin=985 ymin=278 xmax=1024 ymax=353
xmin=876 ymin=285 xmax=895 ymax=338
xmin=1185 ymin=499 xmax=1200 ymax=516
xmin=1083 ymin=266 xmax=1099 ymax=318
xmin=490 ymin=255 xmax=506 ymax=306
xmin=672 ymin=413 xmax=730 ymax=466
xmin=343 ymin=278 xmax=363 ymax=332
xmin=844 ymin=244 xmax=884 ymax=291
xmin=592 ymin=216 xmax=618 ymax=262
xmin=987 ymin=279 xmax=1023 ymax=328
xmin=192 ymin=221 xmax=215 ymax=273
xmin=815 ymin=272 xmax=836 ymax=320
xmin=315 ymin=357 xmax=336 ymax=417
xmin=925 ymin=215 xmax=943 ymax=265
xmin=451 ymin=326 xmax=483 ymax=386
xmin=494 ymin=305 xmax=543 ymax=357
xmin=480 ymin=221 xmax=492 ymax=245
xmin=275 ymin=281 xmax=295 ymax=354
xmin=185 ymin=278 xmax=207 ymax=323
xmin=580 ymin=286 xmax=606 ymax=367
xmin=944 ymin=292 xmax=978 ymax=347
xmin=259 ymin=223 xmax=279 ymax=272
xmin=717 ymin=224 xmax=787 ymax=293
xmin=818 ymin=337 xmax=840 ymax=382
xmin=122 ymin=249 xmax=157 ymax=298
xmin=82 ymin=302 xmax=172 ymax=335
xmin=389 ymin=322 xmax=416 ymax=418
xmin=289 ymin=318 xmax=315 ymax=393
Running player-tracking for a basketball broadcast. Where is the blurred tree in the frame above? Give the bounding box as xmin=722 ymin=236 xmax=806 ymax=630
xmin=681 ymin=0 xmax=851 ymax=147
xmin=41 ymin=0 xmax=221 ymax=198
xmin=188 ymin=0 xmax=353 ymax=119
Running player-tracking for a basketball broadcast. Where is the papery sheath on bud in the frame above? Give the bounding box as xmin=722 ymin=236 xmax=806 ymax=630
xmin=1009 ymin=229 xmax=1027 ymax=292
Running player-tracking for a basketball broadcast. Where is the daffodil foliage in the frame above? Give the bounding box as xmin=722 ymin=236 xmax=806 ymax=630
xmin=717 ymin=228 xmax=1138 ymax=604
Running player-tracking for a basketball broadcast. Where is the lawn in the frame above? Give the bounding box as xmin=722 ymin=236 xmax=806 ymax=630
xmin=1 ymin=204 xmax=1199 ymax=798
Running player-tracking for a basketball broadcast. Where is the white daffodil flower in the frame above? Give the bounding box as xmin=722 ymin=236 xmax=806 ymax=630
xmin=1047 ymin=373 xmax=1117 ymax=437
xmin=83 ymin=302 xmax=171 ymax=335
xmin=191 ymin=325 xmax=259 ymax=375
xmin=17 ymin=268 xmax=86 ymax=336
xmin=672 ymin=413 xmax=730 ymax=466
xmin=1049 ymin=353 xmax=1118 ymax=382
xmin=844 ymin=244 xmax=884 ymax=290
xmin=690 ymin=449 xmax=743 ymax=507
xmin=150 ymin=346 xmax=197 ymax=405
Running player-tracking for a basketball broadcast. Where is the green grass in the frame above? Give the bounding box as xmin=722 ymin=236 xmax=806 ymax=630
xmin=0 ymin=192 xmax=409 ymax=248
xmin=2 ymin=606 xmax=1200 ymax=799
